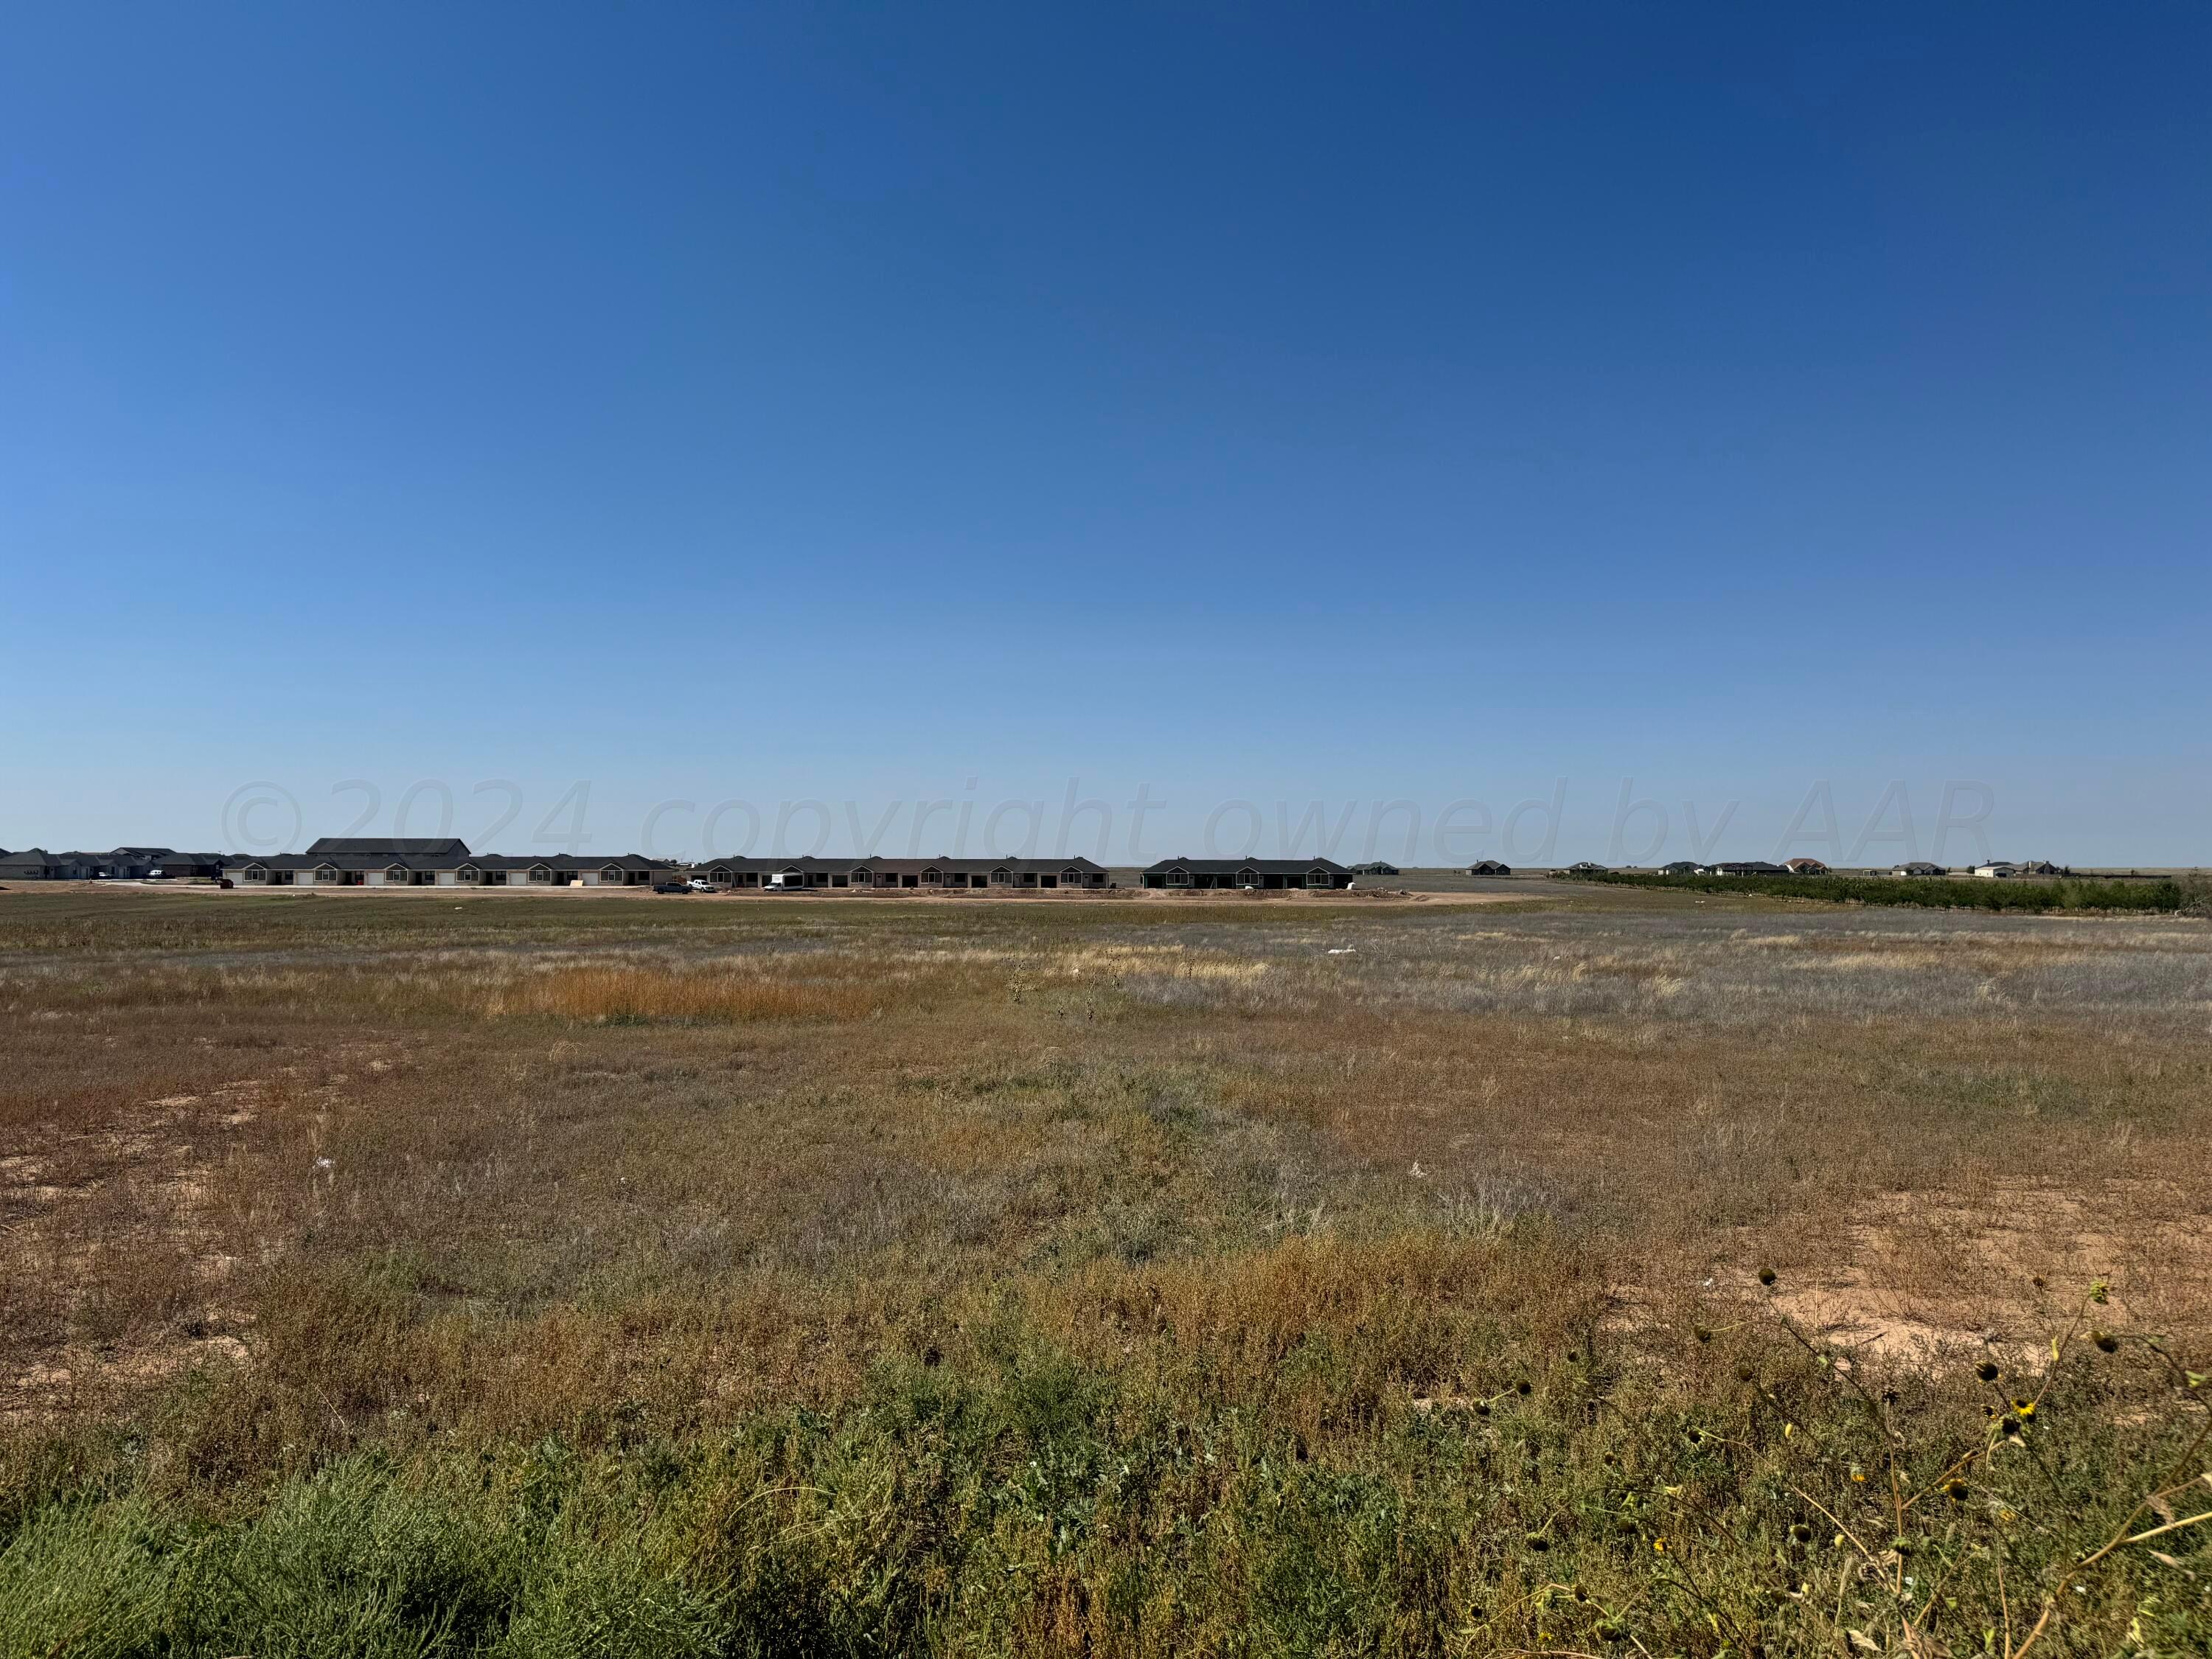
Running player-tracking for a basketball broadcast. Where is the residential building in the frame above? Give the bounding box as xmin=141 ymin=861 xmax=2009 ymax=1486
xmin=148 ymin=853 xmax=226 ymax=879
xmin=306 ymin=836 xmax=470 ymax=860
xmin=1468 ymin=860 xmax=1512 ymax=875
xmin=1140 ymin=858 xmax=1353 ymax=891
xmin=225 ymin=839 xmax=665 ymax=888
xmin=0 ymin=849 xmax=70 ymax=880
xmin=698 ymin=856 xmax=1110 ymax=891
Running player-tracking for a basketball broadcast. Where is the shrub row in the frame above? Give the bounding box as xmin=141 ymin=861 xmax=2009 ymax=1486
xmin=1574 ymin=870 xmax=2191 ymax=911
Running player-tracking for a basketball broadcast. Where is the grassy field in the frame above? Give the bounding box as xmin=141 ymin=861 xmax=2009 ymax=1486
xmin=3 ymin=886 xmax=2210 ymax=1655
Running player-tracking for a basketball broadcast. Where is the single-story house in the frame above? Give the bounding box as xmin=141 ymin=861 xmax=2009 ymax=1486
xmin=697 ymin=856 xmax=1110 ymax=891
xmin=1972 ymin=863 xmax=2019 ymax=879
xmin=1891 ymin=862 xmax=1946 ymax=877
xmin=1709 ymin=860 xmax=1788 ymax=876
xmin=1141 ymin=858 xmax=1354 ymax=891
xmin=0 ymin=849 xmax=73 ymax=880
xmin=1349 ymin=861 xmax=1399 ymax=877
xmin=1559 ymin=861 xmax=1610 ymax=877
xmin=1783 ymin=858 xmax=1830 ymax=874
xmin=1468 ymin=860 xmax=1512 ymax=875
xmin=1658 ymin=860 xmax=1702 ymax=875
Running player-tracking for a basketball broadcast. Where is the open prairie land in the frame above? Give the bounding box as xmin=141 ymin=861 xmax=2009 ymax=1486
xmin=3 ymin=888 xmax=2209 ymax=1655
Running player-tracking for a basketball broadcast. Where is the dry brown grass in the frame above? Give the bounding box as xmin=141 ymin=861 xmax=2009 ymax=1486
xmin=483 ymin=961 xmax=886 ymax=1024
xmin=1 ymin=885 xmax=2207 ymax=1449
xmin=4 ymin=888 xmax=2211 ymax=1652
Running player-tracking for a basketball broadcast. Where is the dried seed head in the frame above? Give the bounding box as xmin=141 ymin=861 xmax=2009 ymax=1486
xmin=1525 ymin=1532 xmax=1550 ymax=1551
xmin=1790 ymin=1523 xmax=1813 ymax=1543
xmin=2092 ymin=1330 xmax=2118 ymax=1354
xmin=1693 ymin=1325 xmax=1714 ymax=1344
xmin=1515 ymin=1380 xmax=1533 ymax=1396
xmin=1976 ymin=1360 xmax=2000 ymax=1382
xmin=1945 ymin=1480 xmax=1969 ymax=1502
xmin=1734 ymin=1363 xmax=1756 ymax=1383
xmin=1757 ymin=1267 xmax=1778 ymax=1287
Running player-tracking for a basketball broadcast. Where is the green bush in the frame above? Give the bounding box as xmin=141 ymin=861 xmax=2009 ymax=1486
xmin=5 ymin=1289 xmax=2207 ymax=1657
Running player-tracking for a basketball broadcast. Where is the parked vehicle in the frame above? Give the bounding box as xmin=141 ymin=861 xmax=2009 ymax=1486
xmin=686 ymin=877 xmax=717 ymax=893
xmin=652 ymin=880 xmax=689 ymax=894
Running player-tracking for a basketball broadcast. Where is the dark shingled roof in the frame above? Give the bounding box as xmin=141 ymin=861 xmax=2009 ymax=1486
xmin=229 ymin=852 xmax=661 ymax=872
xmin=700 ymin=856 xmax=1106 ymax=875
xmin=306 ymin=837 xmax=473 ymax=858
xmin=1142 ymin=858 xmax=1351 ymax=875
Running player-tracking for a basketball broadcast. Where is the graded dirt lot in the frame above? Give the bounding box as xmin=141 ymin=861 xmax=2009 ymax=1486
xmin=3 ymin=885 xmax=2208 ymax=1653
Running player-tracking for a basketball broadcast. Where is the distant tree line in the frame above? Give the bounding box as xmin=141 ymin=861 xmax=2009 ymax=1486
xmin=1579 ymin=870 xmax=2194 ymax=912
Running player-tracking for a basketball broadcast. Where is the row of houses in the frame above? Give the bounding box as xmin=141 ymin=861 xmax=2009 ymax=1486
xmin=699 ymin=855 xmax=1114 ymax=890
xmin=2 ymin=837 xmax=1370 ymax=892
xmin=0 ymin=846 xmax=224 ymax=882
xmin=229 ymin=839 xmax=664 ymax=888
xmin=0 ymin=841 xmax=2092 ymax=890
xmin=223 ymin=840 xmax=1126 ymax=891
xmin=232 ymin=847 xmax=1365 ymax=891
xmin=0 ymin=835 xmax=1370 ymax=894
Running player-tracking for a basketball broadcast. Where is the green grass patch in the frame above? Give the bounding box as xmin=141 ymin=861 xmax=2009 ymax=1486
xmin=5 ymin=1287 xmax=2208 ymax=1656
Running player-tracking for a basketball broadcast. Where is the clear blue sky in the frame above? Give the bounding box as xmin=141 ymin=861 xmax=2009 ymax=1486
xmin=4 ymin=4 xmax=2206 ymax=866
